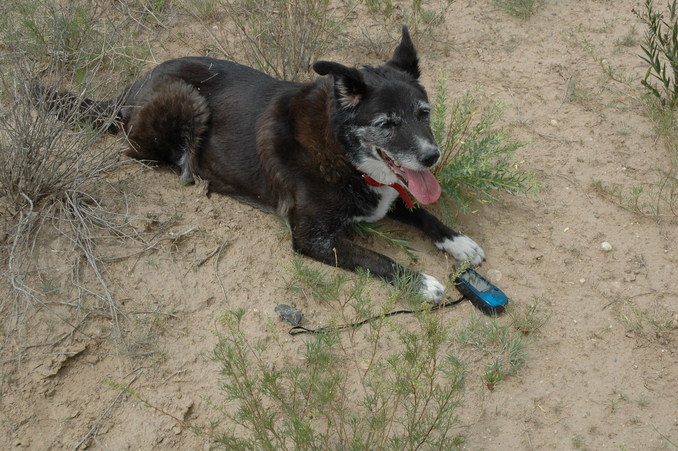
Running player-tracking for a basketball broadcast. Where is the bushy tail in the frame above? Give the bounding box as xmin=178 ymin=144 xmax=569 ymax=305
xmin=31 ymin=83 xmax=121 ymax=134
xmin=31 ymin=79 xmax=211 ymax=185
xmin=123 ymin=78 xmax=210 ymax=184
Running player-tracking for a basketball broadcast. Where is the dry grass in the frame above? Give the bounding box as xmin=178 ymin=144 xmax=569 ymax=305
xmin=0 ymin=57 xmax=130 ymax=333
xmin=221 ymin=0 xmax=342 ymax=81
xmin=0 ymin=0 xmax=162 ymax=355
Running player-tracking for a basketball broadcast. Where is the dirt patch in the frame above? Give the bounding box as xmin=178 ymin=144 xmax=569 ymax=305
xmin=1 ymin=1 xmax=677 ymax=449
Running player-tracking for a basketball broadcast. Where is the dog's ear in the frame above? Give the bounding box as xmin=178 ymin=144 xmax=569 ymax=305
xmin=313 ymin=61 xmax=366 ymax=108
xmin=386 ymin=25 xmax=420 ymax=79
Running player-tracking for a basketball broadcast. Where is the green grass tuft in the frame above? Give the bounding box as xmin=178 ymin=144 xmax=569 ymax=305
xmin=352 ymin=222 xmax=419 ymax=262
xmin=494 ymin=0 xmax=541 ymax=19
xmin=456 ymin=313 xmax=528 ymax=389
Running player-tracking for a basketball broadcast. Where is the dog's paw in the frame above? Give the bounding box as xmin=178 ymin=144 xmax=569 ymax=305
xmin=418 ymin=273 xmax=445 ymax=304
xmin=436 ymin=235 xmax=485 ymax=266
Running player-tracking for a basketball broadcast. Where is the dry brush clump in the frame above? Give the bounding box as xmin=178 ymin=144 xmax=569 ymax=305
xmin=238 ymin=0 xmax=344 ymax=81
xmin=0 ymin=57 xmax=137 ymax=341
xmin=0 ymin=0 xmax=155 ymax=345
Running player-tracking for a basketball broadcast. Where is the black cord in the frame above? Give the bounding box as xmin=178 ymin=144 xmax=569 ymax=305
xmin=287 ymin=295 xmax=467 ymax=335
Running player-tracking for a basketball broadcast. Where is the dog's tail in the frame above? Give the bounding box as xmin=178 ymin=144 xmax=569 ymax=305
xmin=31 ymin=83 xmax=122 ymax=134
xmin=122 ymin=78 xmax=210 ymax=184
xmin=33 ymin=79 xmax=211 ymax=184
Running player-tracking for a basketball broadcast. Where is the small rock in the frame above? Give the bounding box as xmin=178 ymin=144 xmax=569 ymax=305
xmin=601 ymin=242 xmax=613 ymax=252
xmin=486 ymin=269 xmax=502 ymax=284
xmin=13 ymin=439 xmax=30 ymax=448
xmin=275 ymin=304 xmax=303 ymax=326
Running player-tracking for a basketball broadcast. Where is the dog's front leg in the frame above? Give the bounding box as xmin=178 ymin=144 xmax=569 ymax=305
xmin=387 ymin=199 xmax=485 ymax=266
xmin=291 ymin=231 xmax=445 ymax=303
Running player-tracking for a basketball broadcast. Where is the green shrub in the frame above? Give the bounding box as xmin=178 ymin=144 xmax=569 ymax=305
xmin=211 ymin=309 xmax=465 ymax=449
xmin=431 ymin=77 xmax=535 ymax=224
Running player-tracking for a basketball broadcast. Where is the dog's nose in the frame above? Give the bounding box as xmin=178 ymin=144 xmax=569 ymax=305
xmin=419 ymin=148 xmax=440 ymax=168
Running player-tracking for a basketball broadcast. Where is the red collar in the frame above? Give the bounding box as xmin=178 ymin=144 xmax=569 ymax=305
xmin=361 ymin=174 xmax=415 ymax=209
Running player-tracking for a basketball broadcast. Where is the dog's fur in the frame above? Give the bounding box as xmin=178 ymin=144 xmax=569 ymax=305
xmin=44 ymin=27 xmax=484 ymax=302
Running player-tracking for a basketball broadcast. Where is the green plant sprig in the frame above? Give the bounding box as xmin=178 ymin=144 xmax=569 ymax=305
xmin=431 ymin=78 xmax=535 ymax=224
xmin=352 ymin=222 xmax=419 ymax=262
xmin=636 ymin=0 xmax=678 ymax=108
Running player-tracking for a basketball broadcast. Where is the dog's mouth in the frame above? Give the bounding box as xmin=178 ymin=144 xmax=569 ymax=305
xmin=377 ymin=148 xmax=442 ymax=205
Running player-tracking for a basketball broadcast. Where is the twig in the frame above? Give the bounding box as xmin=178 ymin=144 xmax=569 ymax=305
xmin=602 ymin=291 xmax=657 ymax=310
xmin=195 ymin=243 xmax=224 ymax=268
xmin=2 ymin=351 xmax=82 ymax=365
xmin=652 ymin=424 xmax=678 ymax=449
xmin=554 ymin=173 xmax=594 ymax=203
xmin=555 ymin=75 xmax=573 ymax=112
xmin=163 ymin=369 xmax=188 ymax=382
xmin=532 ymin=130 xmax=583 ymax=144
xmin=214 ymin=239 xmax=231 ymax=300
xmin=73 ymin=370 xmax=143 ymax=451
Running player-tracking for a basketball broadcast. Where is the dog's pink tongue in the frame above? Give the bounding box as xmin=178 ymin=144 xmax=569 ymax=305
xmin=402 ymin=168 xmax=442 ymax=205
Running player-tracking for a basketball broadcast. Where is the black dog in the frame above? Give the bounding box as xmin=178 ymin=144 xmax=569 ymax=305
xmin=45 ymin=26 xmax=484 ymax=302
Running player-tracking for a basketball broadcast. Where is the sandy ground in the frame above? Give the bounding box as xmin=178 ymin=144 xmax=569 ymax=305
xmin=1 ymin=0 xmax=677 ymax=449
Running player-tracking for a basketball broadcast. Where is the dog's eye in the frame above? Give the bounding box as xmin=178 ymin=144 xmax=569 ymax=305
xmin=376 ymin=116 xmax=401 ymax=129
xmin=417 ymin=108 xmax=431 ymax=121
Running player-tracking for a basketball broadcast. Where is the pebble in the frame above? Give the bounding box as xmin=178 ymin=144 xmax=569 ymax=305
xmin=486 ymin=269 xmax=503 ymax=284
xmin=274 ymin=304 xmax=303 ymax=326
xmin=601 ymin=242 xmax=613 ymax=252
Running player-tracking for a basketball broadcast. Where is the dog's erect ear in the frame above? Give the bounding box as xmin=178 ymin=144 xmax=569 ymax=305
xmin=313 ymin=61 xmax=366 ymax=108
xmin=386 ymin=25 xmax=420 ymax=79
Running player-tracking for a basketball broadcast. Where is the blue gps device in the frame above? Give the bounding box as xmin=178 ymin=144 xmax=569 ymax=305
xmin=453 ymin=268 xmax=509 ymax=315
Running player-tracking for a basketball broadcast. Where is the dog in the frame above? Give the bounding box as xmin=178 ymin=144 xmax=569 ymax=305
xmin=42 ymin=26 xmax=484 ymax=303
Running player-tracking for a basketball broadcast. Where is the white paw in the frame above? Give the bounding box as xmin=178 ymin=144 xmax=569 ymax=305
xmin=418 ymin=273 xmax=445 ymax=304
xmin=436 ymin=235 xmax=485 ymax=266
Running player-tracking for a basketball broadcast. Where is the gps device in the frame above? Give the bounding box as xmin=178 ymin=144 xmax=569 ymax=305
xmin=453 ymin=268 xmax=509 ymax=315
